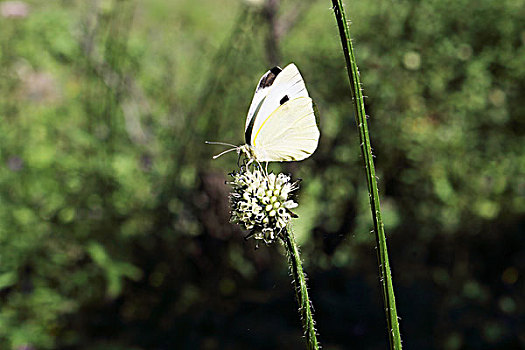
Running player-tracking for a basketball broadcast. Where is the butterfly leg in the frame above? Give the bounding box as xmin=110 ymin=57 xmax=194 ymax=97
xmin=237 ymin=152 xmax=243 ymax=167
xmin=254 ymin=159 xmax=266 ymax=177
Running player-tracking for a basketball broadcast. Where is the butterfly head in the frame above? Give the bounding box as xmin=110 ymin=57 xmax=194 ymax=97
xmin=238 ymin=144 xmax=257 ymax=161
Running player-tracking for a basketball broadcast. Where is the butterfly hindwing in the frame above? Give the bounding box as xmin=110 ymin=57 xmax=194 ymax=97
xmin=251 ymin=96 xmax=319 ymax=162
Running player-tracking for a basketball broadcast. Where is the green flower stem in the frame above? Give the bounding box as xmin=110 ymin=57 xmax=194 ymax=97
xmin=330 ymin=1 xmax=402 ymax=349
xmin=282 ymin=226 xmax=319 ymax=350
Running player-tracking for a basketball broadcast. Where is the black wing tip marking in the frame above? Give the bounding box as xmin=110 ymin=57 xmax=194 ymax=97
xmin=279 ymin=95 xmax=289 ymax=105
xmin=270 ymin=66 xmax=282 ymax=75
xmin=257 ymin=66 xmax=282 ymax=90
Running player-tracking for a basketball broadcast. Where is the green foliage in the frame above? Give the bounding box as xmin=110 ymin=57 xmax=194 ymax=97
xmin=0 ymin=0 xmax=523 ymax=349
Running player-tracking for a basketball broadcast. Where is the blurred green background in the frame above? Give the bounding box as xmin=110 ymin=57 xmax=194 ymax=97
xmin=0 ymin=0 xmax=523 ymax=349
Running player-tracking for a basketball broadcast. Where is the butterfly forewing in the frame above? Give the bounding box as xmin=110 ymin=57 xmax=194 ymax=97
xmin=245 ymin=66 xmax=282 ymax=143
xmin=249 ymin=64 xmax=310 ymax=147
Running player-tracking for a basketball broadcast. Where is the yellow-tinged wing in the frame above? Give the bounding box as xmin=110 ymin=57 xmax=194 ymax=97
xmin=247 ymin=64 xmax=309 ymax=146
xmin=252 ymin=97 xmax=319 ymax=162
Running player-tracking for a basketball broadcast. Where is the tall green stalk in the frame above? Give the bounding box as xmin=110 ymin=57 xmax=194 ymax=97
xmin=330 ymin=1 xmax=402 ymax=349
xmin=282 ymin=226 xmax=319 ymax=350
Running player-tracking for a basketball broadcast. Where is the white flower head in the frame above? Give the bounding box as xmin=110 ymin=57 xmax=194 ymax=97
xmin=228 ymin=164 xmax=300 ymax=244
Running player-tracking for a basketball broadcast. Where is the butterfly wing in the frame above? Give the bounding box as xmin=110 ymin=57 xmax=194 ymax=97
xmin=251 ymin=97 xmax=319 ymax=162
xmin=245 ymin=66 xmax=282 ymax=142
xmin=246 ymin=63 xmax=310 ymax=146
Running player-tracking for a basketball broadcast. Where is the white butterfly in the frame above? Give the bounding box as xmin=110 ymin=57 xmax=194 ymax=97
xmin=207 ymin=63 xmax=320 ymax=163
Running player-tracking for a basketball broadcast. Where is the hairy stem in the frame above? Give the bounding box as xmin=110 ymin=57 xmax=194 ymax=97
xmin=330 ymin=1 xmax=402 ymax=349
xmin=282 ymin=226 xmax=319 ymax=350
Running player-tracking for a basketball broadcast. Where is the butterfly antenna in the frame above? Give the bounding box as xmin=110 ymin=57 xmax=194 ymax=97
xmin=212 ymin=147 xmax=238 ymax=159
xmin=205 ymin=141 xmax=237 ymax=148
xmin=205 ymin=141 xmax=241 ymax=160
